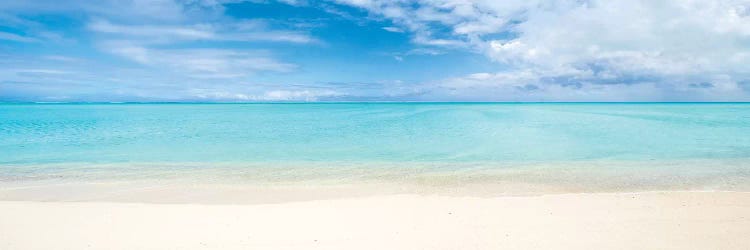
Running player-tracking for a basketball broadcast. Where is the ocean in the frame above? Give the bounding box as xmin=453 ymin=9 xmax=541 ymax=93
xmin=1 ymin=103 xmax=749 ymax=194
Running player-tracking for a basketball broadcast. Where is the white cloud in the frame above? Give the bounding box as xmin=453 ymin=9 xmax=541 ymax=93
xmin=0 ymin=0 xmax=204 ymax=22
xmin=4 ymin=0 xmax=750 ymax=101
xmin=99 ymin=41 xmax=296 ymax=77
xmin=332 ymin=0 xmax=476 ymax=47
xmin=382 ymin=26 xmax=404 ymax=33
xmin=185 ymin=88 xmax=343 ymax=101
xmin=405 ymin=48 xmax=444 ymax=55
xmin=412 ymin=34 xmax=466 ymax=47
xmin=43 ymin=55 xmax=83 ymax=62
xmin=0 ymin=13 xmax=72 ymax=43
xmin=333 ymin=0 xmax=750 ymax=100
xmin=0 ymin=0 xmax=332 ymax=102
xmin=262 ymin=89 xmax=341 ymax=101
xmin=83 ymin=16 xmax=315 ymax=80
xmin=88 ymin=20 xmax=214 ymax=40
xmin=87 ymin=19 xmax=317 ymax=44
xmin=0 ymin=31 xmax=39 ymax=43
xmin=275 ymin=0 xmax=309 ymax=6
xmin=13 ymin=69 xmax=73 ymax=75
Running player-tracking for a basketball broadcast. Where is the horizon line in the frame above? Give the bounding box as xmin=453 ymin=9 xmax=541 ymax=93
xmin=2 ymin=101 xmax=750 ymax=104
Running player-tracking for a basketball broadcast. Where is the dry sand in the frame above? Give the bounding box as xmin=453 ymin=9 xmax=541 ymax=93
xmin=1 ymin=191 xmax=749 ymax=250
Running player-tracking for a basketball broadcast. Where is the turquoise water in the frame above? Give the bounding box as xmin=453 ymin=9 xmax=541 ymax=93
xmin=2 ymin=103 xmax=750 ymax=163
xmin=1 ymin=103 xmax=750 ymax=191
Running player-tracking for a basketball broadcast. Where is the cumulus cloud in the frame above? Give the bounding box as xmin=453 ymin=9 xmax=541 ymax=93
xmin=333 ymin=0 xmax=750 ymax=101
xmin=4 ymin=0 xmax=750 ymax=101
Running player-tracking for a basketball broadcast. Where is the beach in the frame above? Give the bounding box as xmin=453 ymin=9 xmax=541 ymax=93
xmin=1 ymin=191 xmax=749 ymax=250
xmin=2 ymin=103 xmax=750 ymax=249
xmin=4 ymin=0 xmax=750 ymax=247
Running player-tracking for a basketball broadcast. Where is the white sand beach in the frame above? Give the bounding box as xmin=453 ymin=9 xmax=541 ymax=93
xmin=1 ymin=191 xmax=749 ymax=250
xmin=4 ymin=0 xmax=750 ymax=248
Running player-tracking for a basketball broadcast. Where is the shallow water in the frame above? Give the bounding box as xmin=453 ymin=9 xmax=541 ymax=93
xmin=1 ymin=103 xmax=749 ymax=193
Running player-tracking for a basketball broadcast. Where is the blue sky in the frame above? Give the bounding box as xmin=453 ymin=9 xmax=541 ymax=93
xmin=1 ymin=0 xmax=750 ymax=101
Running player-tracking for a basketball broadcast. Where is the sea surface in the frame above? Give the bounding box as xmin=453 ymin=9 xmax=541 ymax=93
xmin=1 ymin=103 xmax=750 ymax=193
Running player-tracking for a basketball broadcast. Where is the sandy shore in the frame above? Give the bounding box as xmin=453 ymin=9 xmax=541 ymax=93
xmin=1 ymin=191 xmax=749 ymax=250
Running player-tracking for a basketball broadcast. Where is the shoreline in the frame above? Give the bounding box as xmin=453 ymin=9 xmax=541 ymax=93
xmin=2 ymin=159 xmax=748 ymax=248
xmin=3 ymin=179 xmax=750 ymax=204
xmin=2 ymin=158 xmax=749 ymax=204
xmin=2 ymin=191 xmax=749 ymax=250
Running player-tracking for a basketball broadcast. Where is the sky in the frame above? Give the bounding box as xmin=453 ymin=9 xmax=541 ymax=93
xmin=1 ymin=0 xmax=750 ymax=102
